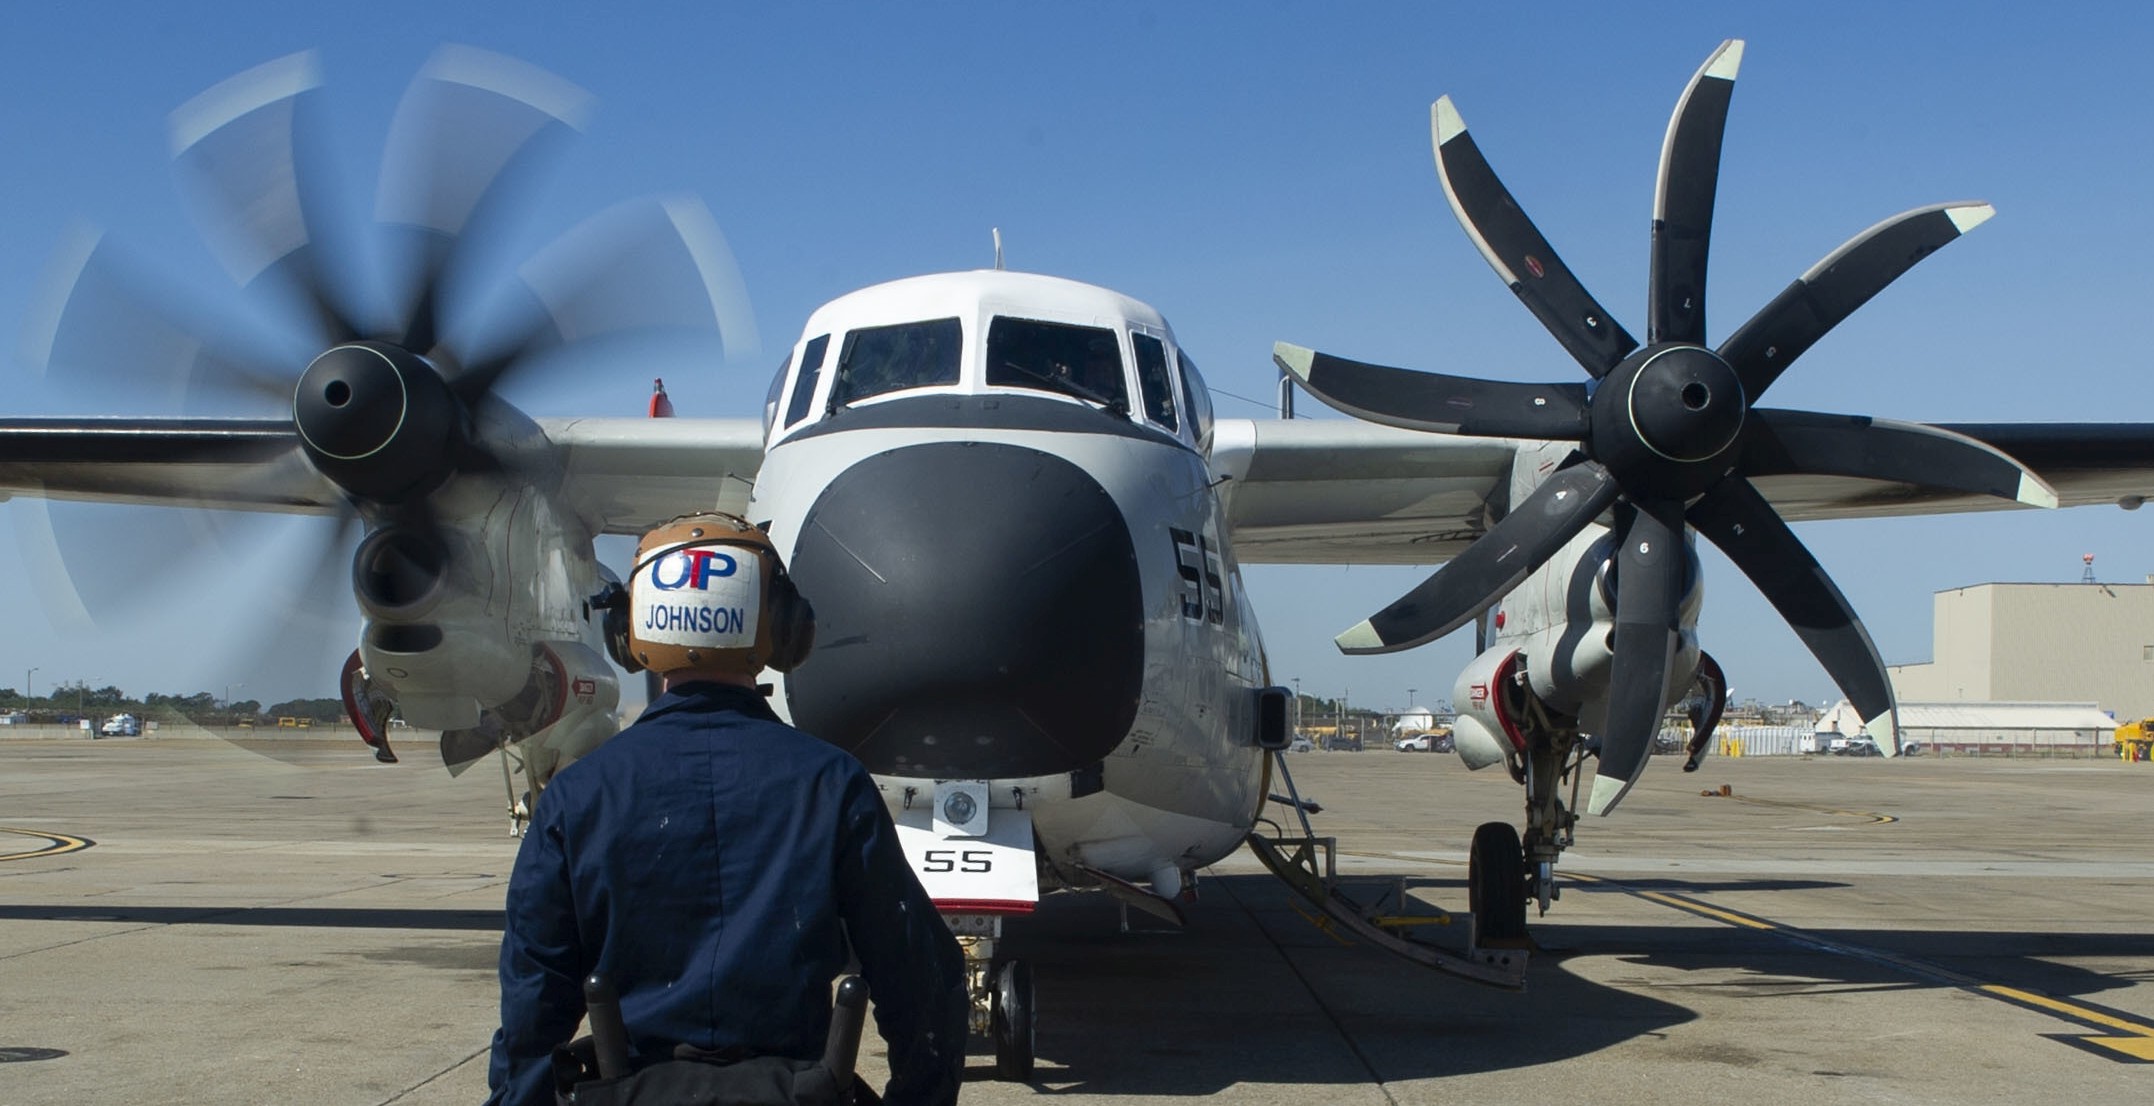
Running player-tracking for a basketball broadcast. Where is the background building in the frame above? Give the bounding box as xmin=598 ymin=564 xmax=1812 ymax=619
xmin=1888 ymin=581 xmax=2154 ymax=721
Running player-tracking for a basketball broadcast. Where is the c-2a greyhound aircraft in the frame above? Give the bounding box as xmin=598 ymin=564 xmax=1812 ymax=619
xmin=5 ymin=42 xmax=2152 ymax=1078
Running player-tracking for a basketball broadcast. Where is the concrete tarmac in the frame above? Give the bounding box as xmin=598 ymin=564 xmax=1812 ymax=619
xmin=4 ymin=736 xmax=2153 ymax=1104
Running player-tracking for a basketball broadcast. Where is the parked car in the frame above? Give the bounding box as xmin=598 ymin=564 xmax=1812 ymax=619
xmin=1286 ymin=735 xmax=1314 ymax=753
xmin=1394 ymin=731 xmax=1454 ymax=753
xmin=1833 ymin=736 xmax=1881 ymax=757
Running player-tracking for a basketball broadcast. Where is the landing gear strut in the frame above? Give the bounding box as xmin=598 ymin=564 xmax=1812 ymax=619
xmin=1499 ymin=675 xmax=1586 ymax=916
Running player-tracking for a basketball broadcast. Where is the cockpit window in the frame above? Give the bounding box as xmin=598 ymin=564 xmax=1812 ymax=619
xmin=783 ymin=334 xmax=830 ymax=427
xmin=1131 ymin=333 xmax=1178 ymax=431
xmin=763 ymin=351 xmax=791 ymax=436
xmin=1178 ymin=350 xmax=1214 ymax=452
xmin=829 ymin=318 xmax=963 ymax=408
xmin=985 ymin=317 xmax=1129 ymax=414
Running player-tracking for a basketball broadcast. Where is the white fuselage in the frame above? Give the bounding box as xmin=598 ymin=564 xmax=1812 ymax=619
xmin=744 ymin=271 xmax=1272 ymax=890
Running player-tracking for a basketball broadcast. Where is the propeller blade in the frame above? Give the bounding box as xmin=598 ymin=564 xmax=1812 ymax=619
xmin=1687 ymin=475 xmax=1898 ymax=752
xmin=1720 ymin=202 xmax=1994 ymax=401
xmin=1431 ymin=97 xmax=1637 ymax=378
xmin=1649 ymin=39 xmax=1743 ymax=346
xmin=1742 ymin=409 xmax=2058 ymax=507
xmin=167 ymin=50 xmax=366 ymax=345
xmin=376 ymin=44 xmax=592 ymax=356
xmin=1586 ymin=499 xmax=1686 ymax=816
xmin=1271 ymin=343 xmax=1587 ymax=438
xmin=1681 ymin=650 xmax=1729 ymax=772
xmin=24 ymin=226 xmax=295 ymax=411
xmin=1336 ymin=460 xmax=1619 ymax=654
xmin=452 ymin=197 xmax=754 ymax=405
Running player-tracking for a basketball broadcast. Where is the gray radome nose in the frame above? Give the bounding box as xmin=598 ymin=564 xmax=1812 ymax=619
xmin=784 ymin=442 xmax=1143 ymax=778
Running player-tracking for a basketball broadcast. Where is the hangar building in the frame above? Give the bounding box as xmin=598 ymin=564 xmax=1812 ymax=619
xmin=1887 ymin=581 xmax=2154 ymax=721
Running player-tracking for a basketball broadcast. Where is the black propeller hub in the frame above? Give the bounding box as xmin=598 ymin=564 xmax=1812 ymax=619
xmin=1592 ymin=343 xmax=1746 ymax=497
xmin=294 ymin=341 xmax=463 ymax=503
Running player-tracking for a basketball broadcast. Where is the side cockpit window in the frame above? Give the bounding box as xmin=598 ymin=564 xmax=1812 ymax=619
xmin=986 ymin=317 xmax=1129 ymax=415
xmin=1178 ymin=349 xmax=1214 ymax=452
xmin=1132 ymin=333 xmax=1178 ymax=431
xmin=783 ymin=334 xmax=830 ymax=428
xmin=763 ymin=351 xmax=791 ymax=436
xmin=829 ymin=318 xmax=963 ymax=408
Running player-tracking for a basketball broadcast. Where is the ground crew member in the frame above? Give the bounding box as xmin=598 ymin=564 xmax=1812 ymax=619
xmin=485 ymin=513 xmax=968 ymax=1105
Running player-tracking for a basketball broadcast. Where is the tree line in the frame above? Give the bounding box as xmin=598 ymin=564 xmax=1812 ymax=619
xmin=0 ymin=686 xmax=346 ymax=725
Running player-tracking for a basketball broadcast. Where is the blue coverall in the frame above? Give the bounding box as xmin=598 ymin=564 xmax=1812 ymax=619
xmin=485 ymin=681 xmax=968 ymax=1105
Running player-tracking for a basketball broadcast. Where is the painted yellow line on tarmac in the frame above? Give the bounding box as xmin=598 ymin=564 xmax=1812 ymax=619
xmin=0 ymin=827 xmax=94 ymax=862
xmin=1588 ymin=869 xmax=2154 ymax=1063
xmin=1635 ymin=890 xmax=1776 ymax=929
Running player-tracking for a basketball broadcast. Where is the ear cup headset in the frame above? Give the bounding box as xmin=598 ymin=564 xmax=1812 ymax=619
xmin=592 ymin=513 xmax=814 ymax=676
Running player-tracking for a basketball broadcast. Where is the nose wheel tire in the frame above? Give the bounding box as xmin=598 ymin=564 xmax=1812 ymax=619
xmin=991 ymin=959 xmax=1035 ymax=1081
xmin=1468 ymin=821 xmax=1529 ymax=949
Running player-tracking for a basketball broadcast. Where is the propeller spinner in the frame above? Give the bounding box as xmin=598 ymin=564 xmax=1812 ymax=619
xmin=1277 ymin=40 xmax=2055 ymax=814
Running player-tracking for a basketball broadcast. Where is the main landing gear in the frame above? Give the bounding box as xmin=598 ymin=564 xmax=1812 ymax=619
xmin=1493 ymin=673 xmax=1588 ymax=919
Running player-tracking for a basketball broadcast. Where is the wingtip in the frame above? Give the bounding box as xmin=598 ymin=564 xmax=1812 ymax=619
xmin=1271 ymin=342 xmax=1315 ymax=383
xmin=1334 ymin=620 xmax=1387 ymax=655
xmin=1705 ymin=39 xmax=1745 ymax=81
xmin=1585 ymin=773 xmax=1633 ymax=816
xmin=1431 ymin=96 xmax=1467 ymax=145
xmin=1947 ymin=202 xmax=1996 ymax=234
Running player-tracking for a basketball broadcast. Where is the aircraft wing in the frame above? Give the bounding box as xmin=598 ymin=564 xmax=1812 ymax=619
xmin=0 ymin=419 xmax=337 ymax=514
xmin=0 ymin=416 xmax=768 ymax=535
xmin=1214 ymin=418 xmax=1516 ymax=565
xmin=543 ymin=417 xmax=767 ymax=535
xmin=1760 ymin=423 xmax=2154 ymax=523
xmin=1219 ymin=417 xmax=2154 ymax=566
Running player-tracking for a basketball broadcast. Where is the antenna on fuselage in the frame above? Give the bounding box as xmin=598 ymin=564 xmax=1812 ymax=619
xmin=992 ymin=227 xmax=1004 ymax=270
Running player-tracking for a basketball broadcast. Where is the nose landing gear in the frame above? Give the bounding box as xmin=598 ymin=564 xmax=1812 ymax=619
xmin=990 ymin=958 xmax=1035 ymax=1081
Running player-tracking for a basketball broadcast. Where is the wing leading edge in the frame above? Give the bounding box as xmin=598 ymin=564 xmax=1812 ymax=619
xmin=0 ymin=416 xmax=767 ymax=535
xmin=1217 ymin=417 xmax=2154 ymax=566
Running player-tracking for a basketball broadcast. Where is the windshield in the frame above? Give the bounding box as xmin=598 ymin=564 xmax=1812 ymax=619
xmin=828 ymin=318 xmax=963 ymax=407
xmin=985 ymin=317 xmax=1129 ymax=414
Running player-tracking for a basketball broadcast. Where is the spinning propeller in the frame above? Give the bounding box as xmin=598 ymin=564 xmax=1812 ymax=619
xmin=25 ymin=47 xmax=751 ymax=744
xmin=1277 ymin=40 xmax=2054 ymax=814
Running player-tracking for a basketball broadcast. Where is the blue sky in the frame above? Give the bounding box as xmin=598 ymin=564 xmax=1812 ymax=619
xmin=0 ymin=2 xmax=2149 ymax=713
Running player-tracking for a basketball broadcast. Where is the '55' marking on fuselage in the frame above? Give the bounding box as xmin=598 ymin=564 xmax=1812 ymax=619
xmin=1169 ymin=527 xmax=1224 ymax=625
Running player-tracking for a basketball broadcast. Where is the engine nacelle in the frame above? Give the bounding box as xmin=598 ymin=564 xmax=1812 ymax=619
xmin=1505 ymin=524 xmax=1706 ymax=721
xmin=351 ymin=478 xmax=598 ymax=731
xmin=1452 ymin=646 xmax=1526 ymax=772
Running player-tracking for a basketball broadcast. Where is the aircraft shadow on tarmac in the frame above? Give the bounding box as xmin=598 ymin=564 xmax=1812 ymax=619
xmin=14 ymin=874 xmax=2148 ymax=1091
xmin=1571 ymin=922 xmax=2154 ymax=1003
xmin=966 ymin=873 xmax=1699 ymax=1092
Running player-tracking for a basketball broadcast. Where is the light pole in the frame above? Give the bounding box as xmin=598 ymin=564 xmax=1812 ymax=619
xmin=225 ymin=683 xmax=243 ymax=708
xmin=26 ymin=667 xmax=37 ymax=702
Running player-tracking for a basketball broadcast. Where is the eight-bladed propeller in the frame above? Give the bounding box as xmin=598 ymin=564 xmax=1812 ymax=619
xmin=1277 ymin=40 xmax=2056 ymax=815
xmin=25 ymin=47 xmax=751 ymax=747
